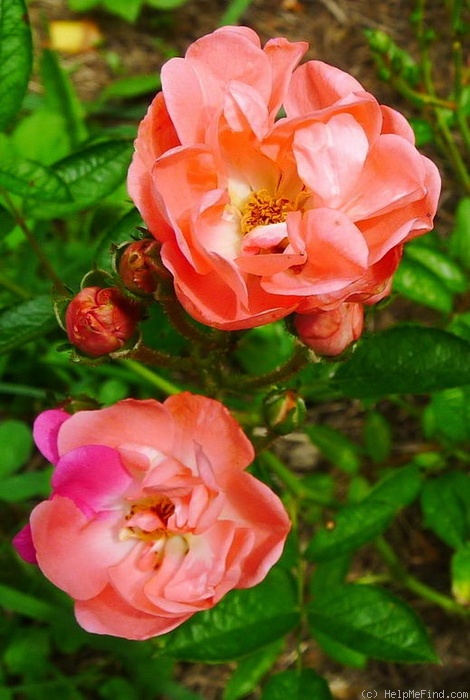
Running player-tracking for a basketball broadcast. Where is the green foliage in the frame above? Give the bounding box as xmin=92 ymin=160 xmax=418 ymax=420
xmin=0 ymin=0 xmax=32 ymax=131
xmin=308 ymin=584 xmax=438 ymax=663
xmin=223 ymin=640 xmax=284 ymax=700
xmin=421 ymin=472 xmax=470 ymax=550
xmin=261 ymin=669 xmax=333 ymax=699
xmin=333 ymin=326 xmax=470 ymax=398
xmin=67 ymin=0 xmax=188 ymax=23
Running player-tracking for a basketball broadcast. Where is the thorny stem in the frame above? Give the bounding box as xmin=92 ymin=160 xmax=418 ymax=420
xmin=119 ymin=344 xmax=191 ymax=372
xmin=375 ymin=536 xmax=470 ymax=617
xmin=156 ymin=282 xmax=224 ymax=349
xmin=1 ymin=191 xmax=69 ymax=295
xmin=223 ymin=342 xmax=312 ymax=392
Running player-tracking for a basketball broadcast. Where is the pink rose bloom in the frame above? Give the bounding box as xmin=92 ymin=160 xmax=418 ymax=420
xmin=128 ymin=26 xmax=440 ymax=331
xmin=294 ymin=302 xmax=364 ymax=356
xmin=13 ymin=394 xmax=289 ymax=640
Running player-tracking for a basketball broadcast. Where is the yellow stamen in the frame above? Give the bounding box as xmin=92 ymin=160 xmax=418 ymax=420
xmin=240 ymin=189 xmax=296 ymax=235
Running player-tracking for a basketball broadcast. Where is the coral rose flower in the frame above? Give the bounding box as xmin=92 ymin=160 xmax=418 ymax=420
xmin=13 ymin=394 xmax=289 ymax=640
xmin=128 ymin=26 xmax=441 ymax=332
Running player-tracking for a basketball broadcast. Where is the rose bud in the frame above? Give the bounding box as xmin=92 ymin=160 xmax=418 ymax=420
xmin=294 ymin=303 xmax=364 ymax=357
xmin=65 ymin=286 xmax=141 ymax=357
xmin=263 ymin=389 xmax=306 ymax=435
xmin=118 ymin=239 xmax=164 ymax=296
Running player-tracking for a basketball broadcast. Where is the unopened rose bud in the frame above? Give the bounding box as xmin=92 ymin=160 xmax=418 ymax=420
xmin=118 ymin=239 xmax=164 ymax=295
xmin=294 ymin=303 xmax=364 ymax=357
xmin=263 ymin=390 xmax=306 ymax=435
xmin=65 ymin=286 xmax=141 ymax=357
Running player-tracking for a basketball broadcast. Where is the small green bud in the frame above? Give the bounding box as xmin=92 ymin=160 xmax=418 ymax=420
xmin=263 ymin=390 xmax=306 ymax=435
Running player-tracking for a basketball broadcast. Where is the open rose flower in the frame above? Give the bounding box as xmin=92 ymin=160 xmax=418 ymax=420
xmin=13 ymin=394 xmax=289 ymax=640
xmin=128 ymin=26 xmax=440 ymax=334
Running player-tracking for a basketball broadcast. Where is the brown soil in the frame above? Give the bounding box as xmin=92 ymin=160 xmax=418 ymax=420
xmin=26 ymin=0 xmax=470 ymax=698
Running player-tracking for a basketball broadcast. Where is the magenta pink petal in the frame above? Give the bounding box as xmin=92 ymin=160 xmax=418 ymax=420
xmin=51 ymin=445 xmax=132 ymax=515
xmin=12 ymin=523 xmax=37 ymax=564
xmin=33 ymin=409 xmax=70 ymax=464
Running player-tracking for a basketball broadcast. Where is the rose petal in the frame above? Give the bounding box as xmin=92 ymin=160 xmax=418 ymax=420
xmin=51 ymin=445 xmax=132 ymax=515
xmin=31 ymin=496 xmax=131 ymax=600
xmin=33 ymin=409 xmax=70 ymax=464
xmin=75 ymin=584 xmax=190 ymax=640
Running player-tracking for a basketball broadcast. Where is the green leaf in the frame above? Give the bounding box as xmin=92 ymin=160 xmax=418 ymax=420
xmin=311 ymin=628 xmax=367 ymax=669
xmin=305 ymin=424 xmax=360 ymax=474
xmin=449 ymin=197 xmax=470 ymax=270
xmin=367 ymin=463 xmax=423 ymax=509
xmin=447 ymin=312 xmax=470 ymax=343
xmin=393 ymin=257 xmax=453 ymax=313
xmin=40 ymin=49 xmax=88 ymax=149
xmin=451 ymin=544 xmax=470 ymax=605
xmin=30 ymin=140 xmax=133 ymax=219
xmin=0 ymin=583 xmax=56 ymax=621
xmin=11 ymin=109 xmax=70 ymax=165
xmin=0 ymin=0 xmax=32 ymax=131
xmin=102 ymin=74 xmax=161 ymax=101
xmin=306 ymin=499 xmax=395 ymax=561
xmin=99 ymin=678 xmax=138 ymax=700
xmin=0 ymin=294 xmax=57 ymax=355
xmin=234 ymin=322 xmax=295 ymax=375
xmin=0 ymin=157 xmax=72 ymax=202
xmin=261 ymin=669 xmax=333 ymax=700
xmin=405 ymin=243 xmax=468 ymax=294
xmin=363 ymin=411 xmax=392 ymax=463
xmin=421 ymin=472 xmax=470 ymax=549
xmin=223 ymin=640 xmax=284 ymax=700
xmin=68 ymin=0 xmax=98 ymax=9
xmin=161 ymin=569 xmax=299 ymax=662
xmin=308 ymin=584 xmax=437 ymax=663
xmin=103 ymin=0 xmax=143 ymax=22
xmin=423 ymin=386 xmax=470 ymax=443
xmin=333 ymin=326 xmax=470 ymax=398
xmin=4 ymin=628 xmax=50 ymax=678
xmin=0 ymin=202 xmax=15 ymax=236
xmin=0 ymin=419 xmax=33 ymax=477
xmin=309 ymin=556 xmax=351 ymax=597
xmin=0 ymin=468 xmax=52 ymax=501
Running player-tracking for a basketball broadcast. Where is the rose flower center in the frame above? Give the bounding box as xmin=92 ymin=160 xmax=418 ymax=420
xmin=240 ymin=189 xmax=296 ymax=235
xmin=121 ymin=495 xmax=175 ymax=542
